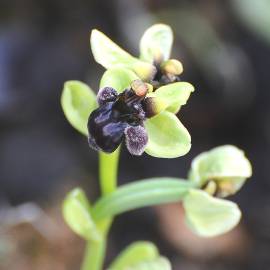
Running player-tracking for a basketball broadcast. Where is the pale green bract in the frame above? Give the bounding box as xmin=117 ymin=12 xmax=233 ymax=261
xmin=108 ymin=241 xmax=159 ymax=270
xmin=140 ymin=24 xmax=173 ymax=63
xmin=61 ymin=81 xmax=97 ymax=136
xmin=100 ymin=67 xmax=139 ymax=93
xmin=188 ymin=145 xmax=252 ymax=197
xmin=62 ymin=188 xmax=101 ymax=241
xmin=145 ymin=111 xmax=191 ymax=158
xmin=183 ymin=189 xmax=241 ymax=237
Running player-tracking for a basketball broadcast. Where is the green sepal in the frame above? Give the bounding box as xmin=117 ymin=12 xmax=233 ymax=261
xmin=183 ymin=189 xmax=241 ymax=237
xmin=62 ymin=188 xmax=101 ymax=241
xmin=145 ymin=111 xmax=191 ymax=158
xmin=90 ymin=29 xmax=156 ymax=81
xmin=140 ymin=24 xmax=173 ymax=63
xmin=61 ymin=80 xmax=97 ymax=136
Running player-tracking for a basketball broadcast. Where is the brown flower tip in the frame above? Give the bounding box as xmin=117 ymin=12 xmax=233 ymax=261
xmin=142 ymin=96 xmax=166 ymax=118
xmin=131 ymin=80 xmax=149 ymax=97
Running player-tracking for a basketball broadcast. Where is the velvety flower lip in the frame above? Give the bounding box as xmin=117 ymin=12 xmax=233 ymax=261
xmin=88 ymin=82 xmax=154 ymax=155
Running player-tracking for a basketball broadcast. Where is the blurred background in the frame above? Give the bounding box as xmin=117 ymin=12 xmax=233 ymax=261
xmin=0 ymin=0 xmax=270 ymax=269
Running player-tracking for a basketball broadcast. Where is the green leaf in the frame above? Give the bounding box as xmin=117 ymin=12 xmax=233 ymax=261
xmin=61 ymin=80 xmax=97 ymax=136
xmin=100 ymin=67 xmax=139 ymax=93
xmin=189 ymin=145 xmax=252 ymax=197
xmin=140 ymin=24 xmax=173 ymax=63
xmin=109 ymin=241 xmax=159 ymax=270
xmin=151 ymin=82 xmax=194 ymax=113
xmin=183 ymin=189 xmax=241 ymax=237
xmin=62 ymin=188 xmax=101 ymax=241
xmin=145 ymin=111 xmax=191 ymax=158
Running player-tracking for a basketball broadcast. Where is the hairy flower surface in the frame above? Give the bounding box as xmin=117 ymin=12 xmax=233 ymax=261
xmin=88 ymin=82 xmax=151 ymax=155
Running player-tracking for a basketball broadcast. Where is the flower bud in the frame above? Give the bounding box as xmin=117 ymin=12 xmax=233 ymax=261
xmin=161 ymin=59 xmax=183 ymax=76
xmin=189 ymin=145 xmax=252 ymax=198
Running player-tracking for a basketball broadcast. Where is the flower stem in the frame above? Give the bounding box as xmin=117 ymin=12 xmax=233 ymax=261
xmin=81 ymin=240 xmax=106 ymax=270
xmin=99 ymin=148 xmax=120 ymax=195
xmin=92 ymin=178 xmax=195 ymax=221
xmin=81 ymin=147 xmax=120 ymax=270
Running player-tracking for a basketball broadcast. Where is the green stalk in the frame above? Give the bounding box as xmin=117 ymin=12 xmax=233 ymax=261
xmin=81 ymin=147 xmax=120 ymax=270
xmin=99 ymin=148 xmax=120 ymax=195
xmin=81 ymin=240 xmax=106 ymax=270
xmin=92 ymin=178 xmax=195 ymax=221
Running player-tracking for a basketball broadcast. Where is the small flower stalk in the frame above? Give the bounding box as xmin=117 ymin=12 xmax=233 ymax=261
xmin=60 ymin=24 xmax=253 ymax=270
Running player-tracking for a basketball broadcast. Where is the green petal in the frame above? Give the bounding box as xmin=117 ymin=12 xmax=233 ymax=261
xmin=183 ymin=189 xmax=241 ymax=237
xmin=100 ymin=67 xmax=139 ymax=93
xmin=109 ymin=241 xmax=159 ymax=270
xmin=61 ymin=80 xmax=97 ymax=136
xmin=140 ymin=24 xmax=173 ymax=63
xmin=62 ymin=188 xmax=101 ymax=241
xmin=126 ymin=257 xmax=171 ymax=270
xmin=189 ymin=145 xmax=252 ymax=197
xmin=145 ymin=111 xmax=191 ymax=158
xmin=151 ymin=82 xmax=194 ymax=113
xmin=90 ymin=29 xmax=156 ymax=80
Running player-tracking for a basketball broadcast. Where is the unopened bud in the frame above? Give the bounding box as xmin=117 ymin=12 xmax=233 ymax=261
xmin=161 ymin=59 xmax=183 ymax=76
xmin=189 ymin=145 xmax=252 ymax=198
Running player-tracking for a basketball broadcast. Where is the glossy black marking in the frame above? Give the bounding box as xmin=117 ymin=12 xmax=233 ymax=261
xmin=88 ymin=88 xmax=148 ymax=153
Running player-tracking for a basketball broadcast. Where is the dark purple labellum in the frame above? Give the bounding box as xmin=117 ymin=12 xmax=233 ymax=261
xmin=88 ymin=102 xmax=128 ymax=153
xmin=124 ymin=125 xmax=148 ymax=156
xmin=88 ymin=87 xmax=148 ymax=154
